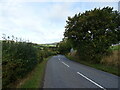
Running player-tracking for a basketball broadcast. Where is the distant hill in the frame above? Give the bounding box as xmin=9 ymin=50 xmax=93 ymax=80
xmin=39 ymin=42 xmax=59 ymax=47
xmin=44 ymin=42 xmax=59 ymax=45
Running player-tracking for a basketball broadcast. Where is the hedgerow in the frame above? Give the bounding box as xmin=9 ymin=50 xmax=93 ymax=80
xmin=2 ymin=36 xmax=56 ymax=88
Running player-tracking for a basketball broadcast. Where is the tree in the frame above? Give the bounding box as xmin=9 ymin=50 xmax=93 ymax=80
xmin=58 ymin=38 xmax=72 ymax=54
xmin=64 ymin=7 xmax=120 ymax=63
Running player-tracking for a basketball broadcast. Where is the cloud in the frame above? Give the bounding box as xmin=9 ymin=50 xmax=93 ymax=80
xmin=0 ymin=1 xmax=118 ymax=44
xmin=0 ymin=0 xmax=119 ymax=2
xmin=0 ymin=1 xmax=77 ymax=43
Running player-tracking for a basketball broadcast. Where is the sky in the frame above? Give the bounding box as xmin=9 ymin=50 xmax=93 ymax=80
xmin=0 ymin=0 xmax=119 ymax=44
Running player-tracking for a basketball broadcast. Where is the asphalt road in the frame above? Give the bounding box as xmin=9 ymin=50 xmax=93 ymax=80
xmin=43 ymin=55 xmax=120 ymax=89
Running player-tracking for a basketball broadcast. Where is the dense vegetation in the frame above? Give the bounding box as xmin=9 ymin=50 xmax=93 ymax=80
xmin=57 ymin=39 xmax=72 ymax=54
xmin=58 ymin=7 xmax=120 ymax=64
xmin=2 ymin=35 xmax=57 ymax=88
xmin=19 ymin=57 xmax=50 ymax=88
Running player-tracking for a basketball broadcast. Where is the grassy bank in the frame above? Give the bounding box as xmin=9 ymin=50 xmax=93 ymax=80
xmin=17 ymin=56 xmax=51 ymax=88
xmin=110 ymin=45 xmax=120 ymax=51
xmin=66 ymin=55 xmax=119 ymax=76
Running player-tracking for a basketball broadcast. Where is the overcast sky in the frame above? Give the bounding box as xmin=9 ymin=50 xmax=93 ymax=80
xmin=0 ymin=0 xmax=119 ymax=44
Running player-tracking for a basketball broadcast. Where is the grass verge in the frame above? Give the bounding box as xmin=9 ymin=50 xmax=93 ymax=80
xmin=66 ymin=55 xmax=119 ymax=76
xmin=17 ymin=56 xmax=51 ymax=88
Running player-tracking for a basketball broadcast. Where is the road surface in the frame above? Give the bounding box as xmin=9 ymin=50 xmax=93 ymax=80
xmin=43 ymin=55 xmax=119 ymax=89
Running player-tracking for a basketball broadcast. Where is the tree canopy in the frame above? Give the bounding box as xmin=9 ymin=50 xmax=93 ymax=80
xmin=64 ymin=7 xmax=120 ymax=63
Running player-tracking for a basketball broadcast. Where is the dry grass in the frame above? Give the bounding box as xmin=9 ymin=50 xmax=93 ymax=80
xmin=69 ymin=48 xmax=120 ymax=67
xmin=67 ymin=46 xmax=120 ymax=76
xmin=101 ymin=50 xmax=120 ymax=67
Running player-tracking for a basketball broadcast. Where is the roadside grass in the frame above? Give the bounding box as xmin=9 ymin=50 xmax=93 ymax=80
xmin=101 ymin=50 xmax=120 ymax=67
xmin=66 ymin=55 xmax=119 ymax=76
xmin=17 ymin=56 xmax=51 ymax=88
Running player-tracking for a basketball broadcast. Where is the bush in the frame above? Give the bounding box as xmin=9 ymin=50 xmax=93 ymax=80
xmin=58 ymin=39 xmax=72 ymax=55
xmin=2 ymin=39 xmax=57 ymax=88
xmin=2 ymin=41 xmax=39 ymax=87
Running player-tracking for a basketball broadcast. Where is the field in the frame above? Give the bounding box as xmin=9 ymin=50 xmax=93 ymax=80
xmin=110 ymin=45 xmax=120 ymax=51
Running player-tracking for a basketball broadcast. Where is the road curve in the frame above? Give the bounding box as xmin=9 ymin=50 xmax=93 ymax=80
xmin=43 ymin=55 xmax=120 ymax=89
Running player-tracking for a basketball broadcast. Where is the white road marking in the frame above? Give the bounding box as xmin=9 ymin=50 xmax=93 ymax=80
xmin=61 ymin=61 xmax=70 ymax=67
xmin=77 ymin=72 xmax=106 ymax=90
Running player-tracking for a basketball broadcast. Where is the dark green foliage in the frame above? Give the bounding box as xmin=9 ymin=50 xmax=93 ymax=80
xmin=64 ymin=7 xmax=120 ymax=63
xmin=2 ymin=41 xmax=38 ymax=87
xmin=58 ymin=39 xmax=72 ymax=54
xmin=2 ymin=39 xmax=56 ymax=88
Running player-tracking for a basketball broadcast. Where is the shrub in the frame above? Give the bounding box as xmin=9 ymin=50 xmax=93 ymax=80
xmin=2 ymin=41 xmax=39 ymax=87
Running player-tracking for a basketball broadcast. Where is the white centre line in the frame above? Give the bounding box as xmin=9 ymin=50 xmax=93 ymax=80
xmin=77 ymin=72 xmax=106 ymax=90
xmin=61 ymin=61 xmax=70 ymax=67
xmin=58 ymin=58 xmax=60 ymax=61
